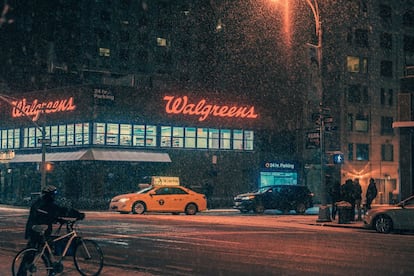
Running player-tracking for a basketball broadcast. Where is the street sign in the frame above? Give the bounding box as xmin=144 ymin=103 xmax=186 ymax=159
xmin=38 ymin=138 xmax=51 ymax=145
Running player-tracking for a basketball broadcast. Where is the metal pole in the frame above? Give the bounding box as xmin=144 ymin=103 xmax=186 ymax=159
xmin=303 ymin=0 xmax=331 ymax=222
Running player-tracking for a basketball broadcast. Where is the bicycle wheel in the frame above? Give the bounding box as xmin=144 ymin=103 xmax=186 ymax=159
xmin=12 ymin=248 xmax=51 ymax=276
xmin=73 ymin=239 xmax=104 ymax=276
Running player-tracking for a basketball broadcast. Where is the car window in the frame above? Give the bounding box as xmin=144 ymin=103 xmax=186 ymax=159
xmin=170 ymin=187 xmax=188 ymax=195
xmin=155 ymin=187 xmax=170 ymax=195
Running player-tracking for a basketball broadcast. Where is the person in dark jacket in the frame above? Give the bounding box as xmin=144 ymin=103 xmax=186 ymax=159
xmin=24 ymin=185 xmax=85 ymax=248
xmin=19 ymin=185 xmax=85 ymax=275
xmin=328 ymin=180 xmax=341 ymax=220
xmin=365 ymin=178 xmax=378 ymax=210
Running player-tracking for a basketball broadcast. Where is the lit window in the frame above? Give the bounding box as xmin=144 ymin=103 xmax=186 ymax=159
xmin=156 ymin=37 xmax=167 ymax=47
xmin=244 ymin=130 xmax=254 ymax=150
xmin=172 ymin=127 xmax=184 ymax=148
xmin=161 ymin=126 xmax=172 ymax=147
xmin=356 ymin=144 xmax=369 ymax=161
xmin=197 ymin=128 xmax=208 ymax=149
xmin=120 ymin=124 xmax=132 ymax=146
xmin=233 ymin=130 xmax=243 ymax=150
xmin=209 ymin=129 xmax=219 ymax=149
xmin=99 ymin=48 xmax=110 ymax=57
xmin=220 ymin=129 xmax=231 ymax=149
xmin=185 ymin=127 xmax=196 ymax=148
xmin=347 ymin=56 xmax=359 ymax=72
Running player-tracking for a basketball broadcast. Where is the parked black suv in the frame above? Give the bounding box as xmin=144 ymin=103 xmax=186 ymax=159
xmin=233 ymin=185 xmax=314 ymax=214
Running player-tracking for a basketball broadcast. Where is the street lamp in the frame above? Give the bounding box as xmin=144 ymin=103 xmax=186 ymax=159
xmin=302 ymin=0 xmax=331 ymax=222
xmin=0 ymin=94 xmax=48 ymax=191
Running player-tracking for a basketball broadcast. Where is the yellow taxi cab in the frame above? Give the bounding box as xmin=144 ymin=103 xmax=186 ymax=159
xmin=109 ymin=181 xmax=207 ymax=215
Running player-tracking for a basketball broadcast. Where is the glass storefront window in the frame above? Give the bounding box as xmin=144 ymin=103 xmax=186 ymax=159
xmin=209 ymin=129 xmax=219 ymax=149
xmin=120 ymin=124 xmax=132 ymax=146
xmin=233 ymin=130 xmax=243 ymax=150
xmin=93 ymin=123 xmax=105 ymax=145
xmin=67 ymin=124 xmax=74 ymax=145
xmin=106 ymin=123 xmax=119 ymax=145
xmin=185 ymin=127 xmax=196 ymax=148
xmin=220 ymin=129 xmax=231 ymax=149
xmin=172 ymin=127 xmax=184 ymax=148
xmin=244 ymin=130 xmax=254 ymax=150
xmin=161 ymin=126 xmax=172 ymax=147
xmin=197 ymin=128 xmax=208 ymax=149
xmin=3 ymin=122 xmax=253 ymax=151
xmin=51 ymin=126 xmax=58 ymax=146
xmin=146 ymin=125 xmax=157 ymax=147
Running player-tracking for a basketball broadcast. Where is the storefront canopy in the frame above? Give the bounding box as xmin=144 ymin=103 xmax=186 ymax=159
xmin=8 ymin=149 xmax=171 ymax=163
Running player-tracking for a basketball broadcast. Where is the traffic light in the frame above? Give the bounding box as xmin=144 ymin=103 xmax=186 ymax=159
xmin=332 ymin=153 xmax=344 ymax=164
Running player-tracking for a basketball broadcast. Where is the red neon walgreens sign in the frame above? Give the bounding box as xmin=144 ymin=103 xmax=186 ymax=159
xmin=11 ymin=97 xmax=76 ymax=121
xmin=163 ymin=95 xmax=258 ymax=122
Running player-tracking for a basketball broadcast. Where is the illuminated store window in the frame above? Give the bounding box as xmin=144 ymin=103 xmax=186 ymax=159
xmin=244 ymin=130 xmax=254 ymax=150
xmin=59 ymin=125 xmax=67 ymax=146
xmin=83 ymin=123 xmax=90 ymax=145
xmin=75 ymin=123 xmax=83 ymax=145
xmin=233 ymin=130 xmax=243 ymax=150
xmin=120 ymin=124 xmax=132 ymax=146
xmin=185 ymin=127 xmax=196 ymax=148
xmin=172 ymin=127 xmax=184 ymax=148
xmin=146 ymin=125 xmax=157 ymax=147
xmin=93 ymin=123 xmax=105 ymax=145
xmin=161 ymin=126 xmax=172 ymax=147
xmin=209 ymin=129 xmax=219 ymax=149
xmin=220 ymin=129 xmax=231 ymax=149
xmin=133 ymin=125 xmax=146 ymax=146
xmin=197 ymin=128 xmax=208 ymax=149
xmin=106 ymin=123 xmax=119 ymax=145
xmin=67 ymin=124 xmax=74 ymax=146
xmin=51 ymin=126 xmax=58 ymax=146
xmin=2 ymin=129 xmax=20 ymax=149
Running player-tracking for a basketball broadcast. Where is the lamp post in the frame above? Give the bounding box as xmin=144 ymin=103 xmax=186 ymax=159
xmin=0 ymin=94 xmax=48 ymax=191
xmin=302 ymin=0 xmax=331 ymax=222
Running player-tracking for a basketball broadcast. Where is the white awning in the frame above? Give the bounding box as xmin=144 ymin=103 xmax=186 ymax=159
xmin=8 ymin=149 xmax=171 ymax=163
xmin=393 ymin=121 xmax=414 ymax=128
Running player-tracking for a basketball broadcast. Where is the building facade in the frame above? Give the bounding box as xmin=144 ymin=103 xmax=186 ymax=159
xmin=1 ymin=0 xmax=414 ymax=207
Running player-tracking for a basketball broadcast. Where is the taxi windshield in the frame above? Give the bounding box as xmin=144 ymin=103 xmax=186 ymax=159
xmin=137 ymin=186 xmax=154 ymax=194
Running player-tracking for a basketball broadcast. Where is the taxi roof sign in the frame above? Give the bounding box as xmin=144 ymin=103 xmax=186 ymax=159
xmin=151 ymin=176 xmax=180 ymax=186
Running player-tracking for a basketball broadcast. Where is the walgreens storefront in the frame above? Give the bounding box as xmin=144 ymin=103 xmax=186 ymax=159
xmin=0 ymin=85 xmax=264 ymax=208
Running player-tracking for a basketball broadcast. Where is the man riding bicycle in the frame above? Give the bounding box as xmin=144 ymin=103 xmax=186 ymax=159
xmin=25 ymin=185 xmax=85 ymax=249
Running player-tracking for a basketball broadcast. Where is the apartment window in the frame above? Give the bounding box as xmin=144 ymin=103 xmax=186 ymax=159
xmin=348 ymin=143 xmax=354 ymax=161
xmin=380 ymin=60 xmax=392 ymax=77
xmin=99 ymin=48 xmax=110 ymax=57
xmin=354 ymin=29 xmax=369 ymax=48
xmin=380 ymin=33 xmax=392 ymax=49
xmin=356 ymin=144 xmax=369 ymax=161
xmin=381 ymin=144 xmax=394 ymax=161
xmin=156 ymin=37 xmax=168 ymax=47
xmin=404 ymin=35 xmax=414 ymax=53
xmin=355 ymin=114 xmax=369 ymax=132
xmin=348 ymin=85 xmax=369 ymax=104
xmin=347 ymin=56 xmax=367 ymax=73
xmin=381 ymin=116 xmax=394 ymax=135
xmin=380 ymin=88 xmax=393 ymax=106
xmin=379 ymin=4 xmax=392 ymax=25
xmin=403 ymin=11 xmax=414 ymax=27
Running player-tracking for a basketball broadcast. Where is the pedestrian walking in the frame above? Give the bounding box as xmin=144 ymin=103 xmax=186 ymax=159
xmin=328 ymin=180 xmax=341 ymax=220
xmin=353 ymin=178 xmax=362 ymax=221
xmin=366 ymin=178 xmax=378 ymax=209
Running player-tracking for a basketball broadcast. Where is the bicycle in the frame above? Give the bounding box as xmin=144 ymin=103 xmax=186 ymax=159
xmin=11 ymin=217 xmax=104 ymax=276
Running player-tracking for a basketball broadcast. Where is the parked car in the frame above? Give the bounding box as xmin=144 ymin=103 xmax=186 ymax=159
xmin=233 ymin=185 xmax=314 ymax=214
xmin=109 ymin=185 xmax=207 ymax=215
xmin=363 ymin=195 xmax=414 ymax=234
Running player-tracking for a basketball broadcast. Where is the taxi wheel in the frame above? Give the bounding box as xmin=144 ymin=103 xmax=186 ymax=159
xmin=132 ymin=202 xmax=146 ymax=214
xmin=185 ymin=203 xmax=198 ymax=215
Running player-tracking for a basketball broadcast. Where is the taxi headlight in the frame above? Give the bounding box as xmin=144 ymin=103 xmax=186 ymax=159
xmin=118 ymin=198 xmax=130 ymax=203
xmin=241 ymin=195 xmax=255 ymax=200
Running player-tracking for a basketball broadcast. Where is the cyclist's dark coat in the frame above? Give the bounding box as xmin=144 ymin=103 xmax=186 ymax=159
xmin=25 ymin=194 xmax=83 ymax=246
